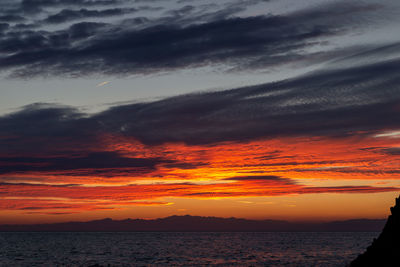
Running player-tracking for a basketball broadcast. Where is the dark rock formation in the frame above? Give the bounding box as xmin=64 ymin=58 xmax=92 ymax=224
xmin=350 ymin=196 xmax=400 ymax=267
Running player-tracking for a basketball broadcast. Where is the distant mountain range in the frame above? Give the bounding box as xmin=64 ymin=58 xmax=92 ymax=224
xmin=0 ymin=215 xmax=386 ymax=232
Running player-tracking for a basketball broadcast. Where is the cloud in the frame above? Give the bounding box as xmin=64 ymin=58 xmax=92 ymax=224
xmin=0 ymin=181 xmax=397 ymax=213
xmin=0 ymin=0 xmax=384 ymax=77
xmin=43 ymin=8 xmax=137 ymax=24
xmin=358 ymin=146 xmax=400 ymax=157
xmin=381 ymin=147 xmax=400 ymax=156
xmin=96 ymin=81 xmax=110 ymax=87
xmin=0 ymin=198 xmax=172 ymax=213
xmin=0 ymin=103 xmax=98 ymax=154
xmin=224 ymin=175 xmax=295 ymax=184
xmin=0 ymin=151 xmax=168 ymax=175
xmin=0 ymin=15 xmax=25 ymax=22
xmin=1 ymin=49 xmax=400 ymax=157
xmin=374 ymin=130 xmax=400 ymax=138
xmin=95 ymin=56 xmax=400 ymax=145
xmin=163 ymin=162 xmax=208 ymax=170
xmin=2 ymin=44 xmax=400 ymax=187
xmin=20 ymin=0 xmax=125 ymax=14
xmin=25 ymin=211 xmax=80 ymax=215
xmin=0 ymin=23 xmax=9 ymax=32
xmin=1 ymin=0 xmax=399 ymax=218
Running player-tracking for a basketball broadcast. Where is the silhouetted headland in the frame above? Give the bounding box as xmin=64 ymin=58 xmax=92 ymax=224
xmin=0 ymin=215 xmax=385 ymax=232
xmin=350 ymin=195 xmax=400 ymax=266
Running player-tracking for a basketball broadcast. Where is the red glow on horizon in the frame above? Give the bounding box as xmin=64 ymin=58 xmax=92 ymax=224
xmin=1 ymin=133 xmax=400 ymax=223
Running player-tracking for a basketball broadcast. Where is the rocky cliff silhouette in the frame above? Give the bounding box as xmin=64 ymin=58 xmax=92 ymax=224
xmin=350 ymin=196 xmax=400 ymax=267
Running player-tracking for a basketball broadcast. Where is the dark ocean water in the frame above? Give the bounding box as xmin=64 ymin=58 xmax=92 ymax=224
xmin=0 ymin=232 xmax=376 ymax=266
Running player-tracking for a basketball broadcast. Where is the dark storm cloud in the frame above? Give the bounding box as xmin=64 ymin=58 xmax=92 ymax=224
xmin=66 ymin=21 xmax=109 ymax=39
xmin=0 ymin=15 xmax=25 ymax=22
xmin=20 ymin=0 xmax=125 ymax=13
xmin=176 ymin=0 xmax=196 ymax=3
xmin=381 ymin=148 xmax=400 ymax=156
xmin=359 ymin=145 xmax=400 ymax=157
xmin=0 ymin=103 xmax=102 ymax=156
xmin=95 ymin=54 xmax=400 ymax=145
xmin=0 ymin=1 xmax=126 ymax=26
xmin=165 ymin=5 xmax=195 ymax=17
xmin=0 ymin=152 xmax=167 ymax=175
xmin=1 ymin=46 xmax=400 ymax=155
xmin=0 ymin=23 xmax=9 ymax=32
xmin=0 ymin=0 xmax=153 ymax=29
xmin=43 ymin=8 xmax=137 ymax=24
xmin=0 ymin=1 xmax=381 ymax=77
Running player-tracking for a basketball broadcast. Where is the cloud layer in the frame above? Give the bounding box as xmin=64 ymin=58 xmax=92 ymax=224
xmin=0 ymin=0 xmax=388 ymax=77
xmin=2 ymin=48 xmax=400 ymax=153
xmin=0 ymin=180 xmax=397 ymax=214
xmin=1 ymin=0 xmax=400 ymax=217
xmin=1 ymin=53 xmax=400 ymax=213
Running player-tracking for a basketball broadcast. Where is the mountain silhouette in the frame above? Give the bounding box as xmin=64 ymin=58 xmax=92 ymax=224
xmin=0 ymin=215 xmax=385 ymax=232
xmin=350 ymin=195 xmax=400 ymax=267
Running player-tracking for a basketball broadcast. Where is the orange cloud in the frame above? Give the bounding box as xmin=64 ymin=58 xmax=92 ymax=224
xmin=1 ymin=134 xmax=399 ymax=217
xmin=0 ymin=178 xmax=397 ymax=214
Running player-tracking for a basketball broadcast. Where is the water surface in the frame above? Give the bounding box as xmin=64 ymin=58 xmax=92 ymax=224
xmin=0 ymin=232 xmax=376 ymax=266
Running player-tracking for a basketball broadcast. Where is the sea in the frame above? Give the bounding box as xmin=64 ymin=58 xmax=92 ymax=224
xmin=0 ymin=232 xmax=376 ymax=266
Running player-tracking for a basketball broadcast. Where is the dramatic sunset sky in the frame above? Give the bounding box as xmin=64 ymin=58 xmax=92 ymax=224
xmin=1 ymin=0 xmax=400 ymax=224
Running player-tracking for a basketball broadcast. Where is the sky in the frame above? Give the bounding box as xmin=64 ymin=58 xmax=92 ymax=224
xmin=1 ymin=0 xmax=400 ymax=224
